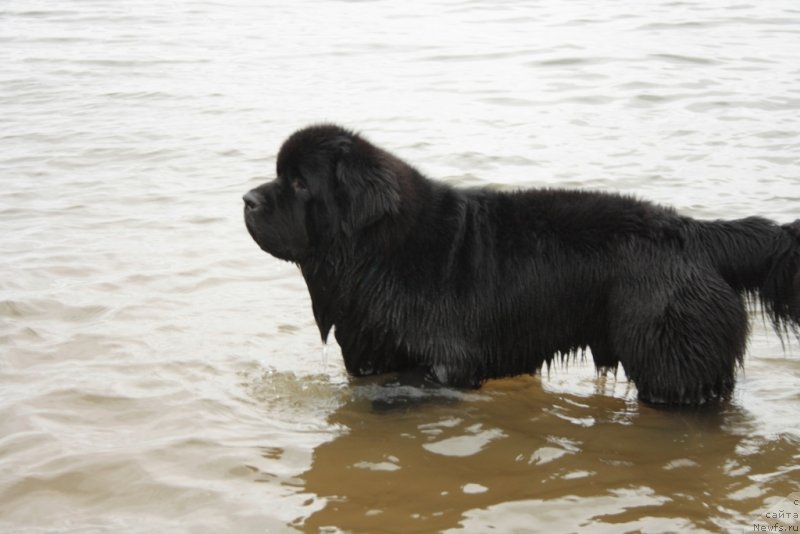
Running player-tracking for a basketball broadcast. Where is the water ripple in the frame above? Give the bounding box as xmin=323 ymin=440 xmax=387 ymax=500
xmin=1 ymin=0 xmax=799 ymax=532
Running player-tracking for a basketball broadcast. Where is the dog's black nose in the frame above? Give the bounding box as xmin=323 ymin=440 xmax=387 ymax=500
xmin=243 ymin=190 xmax=261 ymax=210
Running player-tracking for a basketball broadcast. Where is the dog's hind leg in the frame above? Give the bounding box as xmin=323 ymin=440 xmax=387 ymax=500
xmin=609 ymin=269 xmax=749 ymax=405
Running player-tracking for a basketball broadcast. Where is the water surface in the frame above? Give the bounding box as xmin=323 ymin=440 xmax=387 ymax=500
xmin=1 ymin=0 xmax=799 ymax=532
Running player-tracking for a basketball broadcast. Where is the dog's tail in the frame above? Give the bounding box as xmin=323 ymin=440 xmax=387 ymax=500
xmin=690 ymin=216 xmax=800 ymax=339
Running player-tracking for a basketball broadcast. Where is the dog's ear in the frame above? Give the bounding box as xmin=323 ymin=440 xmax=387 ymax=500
xmin=334 ymin=136 xmax=401 ymax=235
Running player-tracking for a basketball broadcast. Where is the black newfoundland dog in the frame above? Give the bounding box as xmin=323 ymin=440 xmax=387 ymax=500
xmin=244 ymin=124 xmax=800 ymax=406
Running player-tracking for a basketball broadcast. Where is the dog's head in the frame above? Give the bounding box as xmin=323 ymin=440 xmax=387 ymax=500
xmin=243 ymin=125 xmax=402 ymax=262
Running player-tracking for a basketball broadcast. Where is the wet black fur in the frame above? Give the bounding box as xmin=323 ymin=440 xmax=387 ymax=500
xmin=244 ymin=124 xmax=800 ymax=405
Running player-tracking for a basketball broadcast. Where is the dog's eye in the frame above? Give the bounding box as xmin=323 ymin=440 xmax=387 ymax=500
xmin=291 ymin=179 xmax=307 ymax=192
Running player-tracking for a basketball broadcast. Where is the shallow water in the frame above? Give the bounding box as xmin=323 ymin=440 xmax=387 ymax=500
xmin=1 ymin=0 xmax=799 ymax=532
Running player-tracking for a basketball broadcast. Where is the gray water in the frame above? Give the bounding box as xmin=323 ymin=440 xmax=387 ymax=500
xmin=1 ymin=1 xmax=799 ymax=532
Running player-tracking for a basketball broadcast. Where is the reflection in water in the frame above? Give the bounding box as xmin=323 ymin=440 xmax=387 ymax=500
xmin=296 ymin=374 xmax=799 ymax=533
xmin=2 ymin=0 xmax=800 ymax=530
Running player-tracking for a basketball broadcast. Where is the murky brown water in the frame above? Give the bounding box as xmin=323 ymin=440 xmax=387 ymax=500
xmin=2 ymin=0 xmax=800 ymax=532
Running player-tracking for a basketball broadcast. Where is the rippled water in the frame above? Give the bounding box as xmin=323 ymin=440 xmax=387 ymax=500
xmin=2 ymin=1 xmax=799 ymax=532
